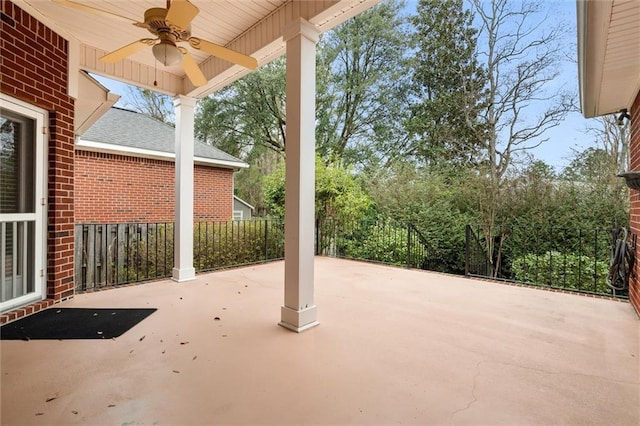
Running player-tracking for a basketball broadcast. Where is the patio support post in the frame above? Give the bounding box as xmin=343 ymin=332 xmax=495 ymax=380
xmin=172 ymin=95 xmax=197 ymax=282
xmin=279 ymin=18 xmax=320 ymax=333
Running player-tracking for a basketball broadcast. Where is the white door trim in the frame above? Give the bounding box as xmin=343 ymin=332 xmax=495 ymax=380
xmin=0 ymin=94 xmax=48 ymax=312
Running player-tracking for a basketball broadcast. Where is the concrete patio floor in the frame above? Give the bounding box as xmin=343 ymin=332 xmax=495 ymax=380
xmin=1 ymin=257 xmax=639 ymax=425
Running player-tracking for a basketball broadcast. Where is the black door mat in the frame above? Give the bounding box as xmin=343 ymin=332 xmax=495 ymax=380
xmin=0 ymin=308 xmax=157 ymax=340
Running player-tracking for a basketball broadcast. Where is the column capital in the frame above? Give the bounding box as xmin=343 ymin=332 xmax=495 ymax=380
xmin=283 ymin=17 xmax=319 ymax=44
xmin=173 ymin=95 xmax=197 ymax=108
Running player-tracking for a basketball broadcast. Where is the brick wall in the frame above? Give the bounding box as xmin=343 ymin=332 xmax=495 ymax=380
xmin=628 ymin=91 xmax=640 ymax=317
xmin=0 ymin=2 xmax=75 ymax=306
xmin=75 ymin=150 xmax=234 ymax=223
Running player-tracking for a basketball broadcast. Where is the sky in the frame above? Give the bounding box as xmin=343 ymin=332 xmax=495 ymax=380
xmin=93 ymin=0 xmax=599 ymax=172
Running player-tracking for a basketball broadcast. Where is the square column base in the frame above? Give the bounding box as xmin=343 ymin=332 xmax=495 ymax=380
xmin=172 ymin=267 xmax=196 ymax=282
xmin=279 ymin=305 xmax=319 ymax=333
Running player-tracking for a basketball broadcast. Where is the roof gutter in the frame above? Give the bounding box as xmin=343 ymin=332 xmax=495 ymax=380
xmin=75 ymin=139 xmax=249 ymax=170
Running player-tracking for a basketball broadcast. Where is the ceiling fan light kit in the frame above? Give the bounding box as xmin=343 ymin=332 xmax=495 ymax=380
xmin=54 ymin=0 xmax=258 ymax=87
xmin=152 ymin=38 xmax=183 ymax=66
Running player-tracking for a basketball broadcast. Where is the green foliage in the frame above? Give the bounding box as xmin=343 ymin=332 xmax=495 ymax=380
xmin=263 ymin=155 xmax=374 ymax=223
xmin=195 ymin=58 xmax=287 ymax=158
xmin=408 ymin=0 xmax=486 ymax=165
xmin=341 ymin=221 xmax=408 ymax=266
xmin=316 ymin=0 xmax=412 ymax=167
xmin=511 ymin=251 xmax=610 ymax=294
xmin=193 ymin=220 xmax=284 ymax=271
xmin=366 ymin=162 xmax=476 ymax=273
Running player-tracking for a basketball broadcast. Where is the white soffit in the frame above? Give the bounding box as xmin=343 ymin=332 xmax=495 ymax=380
xmin=74 ymin=71 xmax=120 ymax=135
xmin=578 ymin=0 xmax=640 ymax=118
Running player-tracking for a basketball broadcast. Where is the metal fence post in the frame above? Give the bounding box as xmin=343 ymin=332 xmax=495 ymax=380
xmin=407 ymin=223 xmax=412 ymax=269
xmin=465 ymin=225 xmax=470 ymax=276
xmin=264 ymin=219 xmax=269 ymax=261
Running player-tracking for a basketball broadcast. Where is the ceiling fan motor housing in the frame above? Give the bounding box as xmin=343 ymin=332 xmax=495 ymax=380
xmin=144 ymin=7 xmax=190 ymax=41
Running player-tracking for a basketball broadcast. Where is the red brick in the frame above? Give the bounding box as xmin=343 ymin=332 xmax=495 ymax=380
xmin=1 ymin=2 xmax=75 ymax=311
xmin=628 ymin=89 xmax=640 ymax=317
xmin=75 ymin=151 xmax=234 ymax=223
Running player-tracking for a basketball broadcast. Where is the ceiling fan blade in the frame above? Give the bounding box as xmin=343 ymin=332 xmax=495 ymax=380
xmin=180 ymin=50 xmax=208 ymax=87
xmin=166 ymin=0 xmax=200 ymax=29
xmin=188 ymin=38 xmax=258 ymax=70
xmin=52 ymin=0 xmax=143 ymax=26
xmin=100 ymin=39 xmax=155 ymax=63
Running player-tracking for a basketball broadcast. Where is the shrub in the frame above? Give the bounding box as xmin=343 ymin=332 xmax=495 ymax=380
xmin=511 ymin=251 xmax=610 ymax=294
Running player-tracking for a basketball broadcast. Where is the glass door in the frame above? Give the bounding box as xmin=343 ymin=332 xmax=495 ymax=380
xmin=0 ymin=96 xmax=46 ymax=312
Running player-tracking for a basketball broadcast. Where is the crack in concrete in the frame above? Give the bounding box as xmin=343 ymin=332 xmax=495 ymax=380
xmin=484 ymin=359 xmax=639 ymax=386
xmin=448 ymin=356 xmax=637 ymax=425
xmin=449 ymin=360 xmax=483 ymax=425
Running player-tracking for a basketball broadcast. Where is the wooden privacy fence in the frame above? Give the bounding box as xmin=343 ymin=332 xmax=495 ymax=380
xmin=74 ymin=223 xmax=174 ymax=291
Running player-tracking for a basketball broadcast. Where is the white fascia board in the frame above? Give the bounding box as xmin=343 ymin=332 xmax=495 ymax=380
xmin=76 ymin=139 xmax=248 ymax=170
xmin=233 ymin=195 xmax=255 ymax=211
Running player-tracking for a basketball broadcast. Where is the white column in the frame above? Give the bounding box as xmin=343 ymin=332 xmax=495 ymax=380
xmin=172 ymin=95 xmax=197 ymax=282
xmin=279 ymin=18 xmax=320 ymax=332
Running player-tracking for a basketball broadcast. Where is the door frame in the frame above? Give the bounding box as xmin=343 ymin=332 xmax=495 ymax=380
xmin=0 ymin=93 xmax=48 ymax=312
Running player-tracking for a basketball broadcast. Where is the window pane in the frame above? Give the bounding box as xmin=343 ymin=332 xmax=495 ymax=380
xmin=0 ymin=113 xmax=35 ymax=214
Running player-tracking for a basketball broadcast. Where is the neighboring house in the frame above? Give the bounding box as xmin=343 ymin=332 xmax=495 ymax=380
xmin=233 ymin=195 xmax=255 ymax=220
xmin=75 ymin=107 xmax=247 ymax=223
xmin=577 ymin=0 xmax=640 ymax=316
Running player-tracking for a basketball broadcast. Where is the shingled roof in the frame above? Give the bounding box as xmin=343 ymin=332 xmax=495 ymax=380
xmin=77 ymin=107 xmax=247 ymax=170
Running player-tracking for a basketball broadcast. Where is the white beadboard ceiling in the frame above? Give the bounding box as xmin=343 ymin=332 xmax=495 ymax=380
xmin=16 ymin=0 xmax=381 ymax=98
xmin=578 ymin=0 xmax=640 ymax=118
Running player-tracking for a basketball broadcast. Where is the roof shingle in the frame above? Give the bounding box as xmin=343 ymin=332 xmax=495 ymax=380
xmin=80 ymin=107 xmax=245 ymax=165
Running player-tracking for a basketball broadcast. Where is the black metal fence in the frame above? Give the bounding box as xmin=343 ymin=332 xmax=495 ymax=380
xmin=74 ymin=220 xmax=284 ymax=291
xmin=315 ymin=218 xmax=440 ymax=271
xmin=74 ymin=218 xmax=438 ymax=291
xmin=465 ymin=224 xmax=632 ymax=298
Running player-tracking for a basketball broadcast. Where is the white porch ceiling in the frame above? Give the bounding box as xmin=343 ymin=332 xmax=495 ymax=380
xmin=17 ymin=0 xmax=381 ymax=98
xmin=577 ymin=0 xmax=640 ymax=118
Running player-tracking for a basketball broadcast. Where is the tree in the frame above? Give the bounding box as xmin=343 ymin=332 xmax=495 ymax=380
xmin=195 ymin=58 xmax=286 ymax=159
xmin=464 ymin=0 xmax=574 ymax=274
xmin=365 ymin=161 xmax=476 ymax=273
xmin=315 ymin=0 xmax=412 ymax=167
xmin=408 ymin=0 xmax=486 ymax=165
xmin=125 ymin=87 xmax=174 ymax=124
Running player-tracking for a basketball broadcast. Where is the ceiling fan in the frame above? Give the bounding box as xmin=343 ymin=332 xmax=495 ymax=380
xmin=53 ymin=0 xmax=258 ymax=87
